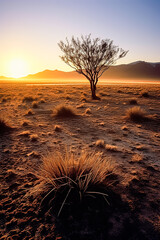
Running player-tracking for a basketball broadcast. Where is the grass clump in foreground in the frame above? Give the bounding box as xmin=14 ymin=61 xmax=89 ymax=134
xmin=0 ymin=117 xmax=13 ymax=134
xmin=54 ymin=104 xmax=77 ymax=118
xmin=125 ymin=106 xmax=147 ymax=122
xmin=36 ymin=151 xmax=115 ymax=216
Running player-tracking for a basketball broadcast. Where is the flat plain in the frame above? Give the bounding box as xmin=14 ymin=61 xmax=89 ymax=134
xmin=0 ymin=82 xmax=160 ymax=239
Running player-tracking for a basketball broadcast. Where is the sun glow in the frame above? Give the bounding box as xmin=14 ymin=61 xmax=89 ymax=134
xmin=8 ymin=58 xmax=29 ymax=78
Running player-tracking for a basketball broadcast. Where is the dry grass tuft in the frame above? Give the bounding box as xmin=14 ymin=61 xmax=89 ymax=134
xmin=23 ymin=96 xmax=36 ymax=102
xmin=105 ymin=144 xmax=118 ymax=152
xmin=141 ymin=91 xmax=149 ymax=98
xmin=26 ymin=109 xmax=34 ymax=115
xmin=32 ymin=101 xmax=39 ymax=108
xmin=121 ymin=125 xmax=128 ymax=131
xmin=54 ymin=105 xmax=77 ymax=118
xmin=30 ymin=134 xmax=38 ymax=142
xmin=125 ymin=106 xmax=147 ymax=122
xmin=39 ymin=99 xmax=46 ymax=104
xmin=129 ymin=99 xmax=138 ymax=105
xmin=96 ymin=139 xmax=105 ymax=148
xmin=0 ymin=117 xmax=13 ymax=134
xmin=34 ymin=151 xmax=115 ymax=216
xmin=76 ymin=103 xmax=85 ymax=109
xmin=22 ymin=121 xmax=29 ymax=127
xmin=19 ymin=131 xmax=30 ymax=137
xmin=130 ymin=154 xmax=143 ymax=163
xmin=81 ymin=97 xmax=87 ymax=102
xmin=85 ymin=108 xmax=91 ymax=114
xmin=54 ymin=125 xmax=62 ymax=132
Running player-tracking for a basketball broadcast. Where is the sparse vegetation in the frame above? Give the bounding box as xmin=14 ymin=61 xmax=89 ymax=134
xmin=125 ymin=106 xmax=147 ymax=122
xmin=36 ymin=151 xmax=114 ymax=216
xmin=0 ymin=117 xmax=12 ymax=134
xmin=19 ymin=130 xmax=30 ymax=137
xmin=141 ymin=91 xmax=149 ymax=98
xmin=85 ymin=108 xmax=91 ymax=114
xmin=22 ymin=121 xmax=29 ymax=126
xmin=81 ymin=97 xmax=87 ymax=102
xmin=54 ymin=125 xmax=62 ymax=132
xmin=131 ymin=154 xmax=143 ymax=163
xmin=96 ymin=139 xmax=105 ymax=148
xmin=39 ymin=99 xmax=46 ymax=104
xmin=23 ymin=96 xmax=36 ymax=102
xmin=54 ymin=104 xmax=77 ymax=118
xmin=121 ymin=125 xmax=128 ymax=131
xmin=77 ymin=103 xmax=85 ymax=108
xmin=105 ymin=144 xmax=118 ymax=152
xmin=26 ymin=109 xmax=34 ymax=115
xmin=30 ymin=134 xmax=38 ymax=142
xmin=32 ymin=101 xmax=39 ymax=108
xmin=129 ymin=99 xmax=138 ymax=105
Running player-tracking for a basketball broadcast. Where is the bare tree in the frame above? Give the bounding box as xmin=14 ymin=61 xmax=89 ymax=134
xmin=58 ymin=35 xmax=128 ymax=99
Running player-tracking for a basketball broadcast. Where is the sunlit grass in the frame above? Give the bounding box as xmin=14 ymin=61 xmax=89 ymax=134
xmin=33 ymin=150 xmax=115 ymax=216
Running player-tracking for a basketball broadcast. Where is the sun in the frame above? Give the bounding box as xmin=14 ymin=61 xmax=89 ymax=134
xmin=8 ymin=58 xmax=29 ymax=78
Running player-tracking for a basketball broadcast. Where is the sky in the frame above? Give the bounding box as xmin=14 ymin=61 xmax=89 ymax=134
xmin=0 ymin=0 xmax=160 ymax=78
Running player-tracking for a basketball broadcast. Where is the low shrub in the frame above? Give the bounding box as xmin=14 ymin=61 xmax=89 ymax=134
xmin=23 ymin=96 xmax=36 ymax=102
xmin=32 ymin=101 xmax=38 ymax=108
xmin=54 ymin=105 xmax=77 ymax=118
xmin=129 ymin=99 xmax=138 ymax=105
xmin=125 ymin=106 xmax=147 ymax=122
xmin=54 ymin=125 xmax=62 ymax=132
xmin=85 ymin=108 xmax=91 ymax=114
xmin=96 ymin=139 xmax=105 ymax=148
xmin=105 ymin=144 xmax=118 ymax=152
xmin=0 ymin=118 xmax=13 ymax=134
xmin=141 ymin=91 xmax=149 ymax=98
xmin=34 ymin=151 xmax=115 ymax=216
xmin=26 ymin=109 xmax=34 ymax=115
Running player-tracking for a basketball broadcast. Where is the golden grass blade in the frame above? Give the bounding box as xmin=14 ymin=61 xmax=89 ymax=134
xmin=58 ymin=188 xmax=72 ymax=216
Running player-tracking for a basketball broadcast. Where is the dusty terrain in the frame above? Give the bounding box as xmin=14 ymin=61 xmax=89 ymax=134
xmin=0 ymin=82 xmax=160 ymax=239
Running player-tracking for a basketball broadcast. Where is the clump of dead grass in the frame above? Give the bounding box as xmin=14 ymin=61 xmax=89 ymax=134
xmin=130 ymin=154 xmax=143 ymax=163
xmin=125 ymin=106 xmax=147 ymax=122
xmin=30 ymin=134 xmax=38 ymax=142
xmin=85 ymin=108 xmax=91 ymax=114
xmin=26 ymin=109 xmax=34 ymax=115
xmin=129 ymin=99 xmax=138 ymax=105
xmin=23 ymin=96 xmax=36 ymax=102
xmin=0 ymin=117 xmax=13 ymax=134
xmin=105 ymin=144 xmax=118 ymax=152
xmin=22 ymin=121 xmax=29 ymax=126
xmin=39 ymin=99 xmax=46 ymax=104
xmin=141 ymin=91 xmax=149 ymax=98
xmin=19 ymin=130 xmax=30 ymax=137
xmin=54 ymin=125 xmax=62 ymax=132
xmin=76 ymin=103 xmax=85 ymax=109
xmin=96 ymin=139 xmax=105 ymax=148
xmin=34 ymin=151 xmax=115 ymax=216
xmin=32 ymin=101 xmax=39 ymax=108
xmin=54 ymin=104 xmax=77 ymax=118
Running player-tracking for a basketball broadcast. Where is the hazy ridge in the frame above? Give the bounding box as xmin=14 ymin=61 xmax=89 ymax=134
xmin=0 ymin=61 xmax=160 ymax=82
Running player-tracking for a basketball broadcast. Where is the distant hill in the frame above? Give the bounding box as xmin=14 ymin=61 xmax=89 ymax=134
xmin=0 ymin=61 xmax=160 ymax=82
xmin=102 ymin=61 xmax=160 ymax=79
xmin=23 ymin=69 xmax=81 ymax=80
xmin=23 ymin=61 xmax=160 ymax=80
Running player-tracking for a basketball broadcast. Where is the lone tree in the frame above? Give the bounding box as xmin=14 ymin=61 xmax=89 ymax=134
xmin=58 ymin=35 xmax=128 ymax=99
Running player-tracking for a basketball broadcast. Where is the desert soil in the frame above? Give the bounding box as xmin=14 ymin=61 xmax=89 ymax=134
xmin=0 ymin=82 xmax=160 ymax=239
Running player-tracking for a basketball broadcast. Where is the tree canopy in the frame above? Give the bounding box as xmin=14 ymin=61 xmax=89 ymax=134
xmin=58 ymin=35 xmax=128 ymax=99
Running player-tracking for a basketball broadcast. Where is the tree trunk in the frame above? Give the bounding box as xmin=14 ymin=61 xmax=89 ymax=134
xmin=90 ymin=80 xmax=100 ymax=100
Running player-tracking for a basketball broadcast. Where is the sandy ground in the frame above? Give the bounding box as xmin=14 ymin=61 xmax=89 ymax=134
xmin=0 ymin=82 xmax=160 ymax=239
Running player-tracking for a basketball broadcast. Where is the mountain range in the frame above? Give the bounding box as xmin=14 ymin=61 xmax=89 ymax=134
xmin=0 ymin=61 xmax=160 ymax=82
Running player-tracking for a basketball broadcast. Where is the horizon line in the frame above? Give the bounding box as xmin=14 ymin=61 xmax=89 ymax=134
xmin=1 ymin=60 xmax=160 ymax=79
